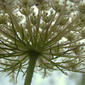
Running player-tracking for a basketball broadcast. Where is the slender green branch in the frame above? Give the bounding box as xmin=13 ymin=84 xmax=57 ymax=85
xmin=24 ymin=56 xmax=38 ymax=85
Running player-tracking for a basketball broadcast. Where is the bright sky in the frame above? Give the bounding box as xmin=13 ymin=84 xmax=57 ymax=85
xmin=0 ymin=71 xmax=82 ymax=85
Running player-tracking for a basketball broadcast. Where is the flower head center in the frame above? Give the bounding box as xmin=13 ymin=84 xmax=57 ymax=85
xmin=28 ymin=49 xmax=41 ymax=57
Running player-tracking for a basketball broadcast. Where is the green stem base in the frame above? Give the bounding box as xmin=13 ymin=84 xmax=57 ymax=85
xmin=24 ymin=56 xmax=38 ymax=85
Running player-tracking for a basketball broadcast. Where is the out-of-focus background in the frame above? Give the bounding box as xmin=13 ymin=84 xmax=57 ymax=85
xmin=0 ymin=71 xmax=84 ymax=85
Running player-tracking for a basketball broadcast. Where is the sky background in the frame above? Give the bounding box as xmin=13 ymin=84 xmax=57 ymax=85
xmin=0 ymin=71 xmax=82 ymax=85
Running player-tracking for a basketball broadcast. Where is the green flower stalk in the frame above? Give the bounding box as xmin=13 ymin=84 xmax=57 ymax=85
xmin=0 ymin=0 xmax=85 ymax=85
xmin=24 ymin=56 xmax=38 ymax=85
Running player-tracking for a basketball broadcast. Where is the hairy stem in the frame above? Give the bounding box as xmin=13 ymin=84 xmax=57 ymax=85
xmin=24 ymin=56 xmax=38 ymax=85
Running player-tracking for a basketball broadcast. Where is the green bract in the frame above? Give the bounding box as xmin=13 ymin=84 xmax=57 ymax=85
xmin=0 ymin=0 xmax=85 ymax=85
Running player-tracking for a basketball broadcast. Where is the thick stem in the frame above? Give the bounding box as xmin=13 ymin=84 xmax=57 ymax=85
xmin=80 ymin=74 xmax=85 ymax=85
xmin=24 ymin=56 xmax=38 ymax=85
